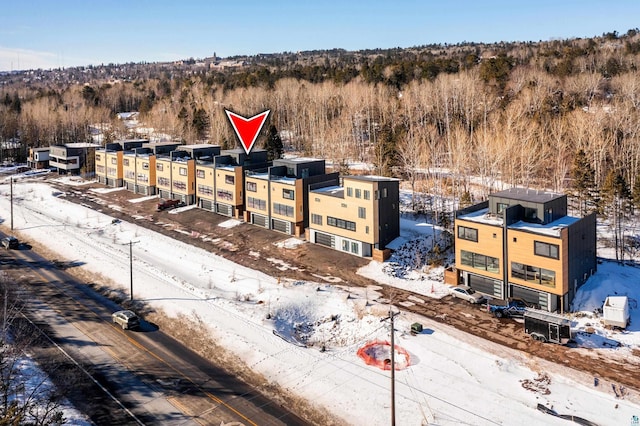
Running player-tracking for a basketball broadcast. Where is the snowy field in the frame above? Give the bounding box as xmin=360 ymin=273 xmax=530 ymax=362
xmin=0 ymin=177 xmax=639 ymax=425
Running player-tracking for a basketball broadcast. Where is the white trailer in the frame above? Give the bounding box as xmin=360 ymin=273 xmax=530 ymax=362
xmin=602 ymin=296 xmax=630 ymax=328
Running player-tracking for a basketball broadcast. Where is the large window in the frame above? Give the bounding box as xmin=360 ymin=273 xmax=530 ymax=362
xmin=273 ymin=202 xmax=294 ymax=217
xmin=96 ymin=165 xmax=105 ymax=174
xmin=246 ymin=181 xmax=257 ymax=192
xmin=157 ymin=177 xmax=170 ymax=187
xmin=534 ymin=241 xmax=559 ymax=259
xmin=217 ymin=189 xmax=233 ymax=201
xmin=125 ymin=170 xmax=135 ymax=179
xmin=173 ymin=181 xmax=187 ymax=191
xmin=460 ymin=250 xmax=499 ymax=273
xmin=198 ymin=185 xmax=213 ymax=196
xmin=511 ymin=262 xmax=556 ymax=287
xmin=282 ymin=188 xmax=294 ymax=200
xmin=311 ymin=214 xmax=323 ymax=225
xmin=327 ymin=216 xmax=356 ymax=232
xmin=457 ymin=225 xmax=478 ymax=242
xmin=247 ymin=197 xmax=266 ymax=210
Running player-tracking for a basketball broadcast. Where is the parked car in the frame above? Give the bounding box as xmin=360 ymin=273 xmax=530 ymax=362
xmin=1 ymin=236 xmax=19 ymax=249
xmin=112 ymin=310 xmax=140 ymax=330
xmin=156 ymin=199 xmax=184 ymax=212
xmin=449 ymin=285 xmax=485 ymax=304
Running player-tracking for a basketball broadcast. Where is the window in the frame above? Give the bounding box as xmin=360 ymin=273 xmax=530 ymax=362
xmin=173 ymin=181 xmax=187 ymax=191
xmin=314 ymin=197 xmax=320 ymax=202
xmin=347 ymin=187 xmax=353 ymax=197
xmin=311 ymin=214 xmax=323 ymax=225
xmin=197 ymin=185 xmax=213 ymax=196
xmin=156 ymin=163 xmax=163 ymax=171
xmin=457 ymin=226 xmax=478 ymax=242
xmin=342 ymin=240 xmax=349 ymax=251
xmin=247 ymin=181 xmax=257 ymax=192
xmin=247 ymin=197 xmax=266 ymax=210
xmin=497 ymin=202 xmax=509 ymax=214
xmin=364 ymin=190 xmax=370 ymax=200
xmin=111 ymin=157 xmax=117 ymax=165
xmin=273 ymin=202 xmax=294 ymax=217
xmin=355 ymin=189 xmax=361 ymax=198
xmin=534 ymin=241 xmax=559 ymax=259
xmin=225 ymin=175 xmax=234 ymax=185
xmin=125 ymin=170 xmax=135 ymax=179
xmin=142 ymin=162 xmax=149 ymax=170
xmin=107 ymin=167 xmax=117 ymax=176
xmin=358 ymin=207 xmax=366 ymax=219
xmin=123 ymin=159 xmax=130 ymax=166
xmin=157 ymin=177 xmax=170 ymax=187
xmin=351 ymin=242 xmax=359 ymax=254
xmin=136 ymin=173 xmax=148 ymax=183
xmin=327 ymin=216 xmax=356 ymax=232
xmin=460 ymin=250 xmax=499 ymax=273
xmin=96 ymin=154 xmax=101 ymax=161
xmin=96 ymin=165 xmax=105 ymax=174
xmin=511 ymin=262 xmax=556 ymax=287
xmin=382 ymin=188 xmax=388 ymax=198
xmin=282 ymin=188 xmax=294 ymax=200
xmin=196 ymin=169 xmax=205 ymax=179
xmin=365 ymin=226 xmax=369 ymax=234
xmin=179 ymin=167 xmax=187 ymax=176
xmin=217 ymin=189 xmax=233 ymax=201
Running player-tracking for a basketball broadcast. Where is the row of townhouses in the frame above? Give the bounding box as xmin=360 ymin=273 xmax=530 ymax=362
xmin=89 ymin=140 xmax=400 ymax=262
xmin=28 ymin=141 xmax=598 ymax=312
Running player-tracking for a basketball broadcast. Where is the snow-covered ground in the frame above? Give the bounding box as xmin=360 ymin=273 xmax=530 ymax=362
xmin=1 ymin=176 xmax=639 ymax=425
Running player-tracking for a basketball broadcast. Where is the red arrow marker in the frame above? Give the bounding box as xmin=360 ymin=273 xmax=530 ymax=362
xmin=225 ymin=109 xmax=270 ymax=155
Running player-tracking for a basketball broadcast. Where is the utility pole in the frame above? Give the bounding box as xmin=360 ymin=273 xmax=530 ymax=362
xmin=381 ymin=308 xmax=400 ymax=426
xmin=10 ymin=177 xmax=13 ymax=230
xmin=127 ymin=240 xmax=140 ymax=301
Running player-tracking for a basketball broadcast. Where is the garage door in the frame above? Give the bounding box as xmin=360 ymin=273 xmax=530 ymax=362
xmin=315 ymin=232 xmax=334 ymax=248
xmin=252 ymin=213 xmax=268 ymax=228
xmin=468 ymin=274 xmax=503 ymax=298
xmin=216 ymin=203 xmax=232 ymax=216
xmin=272 ymin=219 xmax=291 ymax=234
xmin=510 ymin=284 xmax=546 ymax=310
xmin=126 ymin=182 xmax=135 ymax=191
xmin=200 ymin=199 xmax=213 ymax=211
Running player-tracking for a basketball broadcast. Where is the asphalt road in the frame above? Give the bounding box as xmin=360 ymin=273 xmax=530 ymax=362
xmin=0 ymin=236 xmax=309 ymax=426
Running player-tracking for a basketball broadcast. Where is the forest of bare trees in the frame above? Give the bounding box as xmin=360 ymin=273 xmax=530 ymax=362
xmin=3 ymin=29 xmax=640 ymax=258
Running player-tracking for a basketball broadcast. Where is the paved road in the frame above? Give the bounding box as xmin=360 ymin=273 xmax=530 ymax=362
xmin=0 ymin=238 xmax=309 ymax=426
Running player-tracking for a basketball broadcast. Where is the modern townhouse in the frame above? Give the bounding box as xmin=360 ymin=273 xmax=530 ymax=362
xmin=307 ymin=175 xmax=400 ymax=260
xmin=95 ymin=140 xmax=147 ymax=187
xmin=50 ymin=142 xmax=101 ymax=175
xmin=122 ymin=142 xmax=182 ymax=195
xmin=27 ymin=147 xmax=50 ymax=169
xmin=454 ymin=188 xmax=597 ymax=312
xmin=244 ymin=158 xmax=339 ymax=237
xmin=195 ymin=148 xmax=269 ymax=218
xmin=155 ymin=144 xmax=221 ymax=205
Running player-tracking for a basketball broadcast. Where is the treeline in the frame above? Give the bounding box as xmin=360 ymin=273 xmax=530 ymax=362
xmin=3 ymin=29 xmax=640 ymax=247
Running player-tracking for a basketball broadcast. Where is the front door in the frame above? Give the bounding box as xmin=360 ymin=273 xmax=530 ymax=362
xmin=549 ymin=323 xmax=559 ymax=343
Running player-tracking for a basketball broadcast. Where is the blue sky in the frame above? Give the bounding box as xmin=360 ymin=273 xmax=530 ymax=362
xmin=1 ymin=1 xmax=639 ymax=71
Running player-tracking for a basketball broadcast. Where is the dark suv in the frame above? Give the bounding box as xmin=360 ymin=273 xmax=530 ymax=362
xmin=1 ymin=236 xmax=19 ymax=249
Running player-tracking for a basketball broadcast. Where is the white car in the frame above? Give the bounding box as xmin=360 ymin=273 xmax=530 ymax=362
xmin=449 ymin=285 xmax=485 ymax=304
xmin=112 ymin=310 xmax=140 ymax=330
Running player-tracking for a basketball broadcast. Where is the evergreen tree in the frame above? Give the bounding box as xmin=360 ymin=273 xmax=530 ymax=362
xmin=602 ymin=169 xmax=631 ymax=261
xmin=192 ymin=108 xmax=210 ymax=141
xmin=264 ymin=125 xmax=283 ymax=161
xmin=569 ymin=149 xmax=598 ymax=216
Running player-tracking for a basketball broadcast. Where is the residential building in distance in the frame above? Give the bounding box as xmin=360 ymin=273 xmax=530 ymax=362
xmin=95 ymin=140 xmax=147 ymax=187
xmin=27 ymin=147 xmax=50 ymax=169
xmin=308 ymin=175 xmax=400 ymax=260
xmin=49 ymin=142 xmax=101 ymax=175
xmin=155 ymin=144 xmax=221 ymax=204
xmin=122 ymin=142 xmax=182 ymax=195
xmin=244 ymin=158 xmax=339 ymax=237
xmin=196 ymin=148 xmax=269 ymax=217
xmin=454 ymin=188 xmax=597 ymax=312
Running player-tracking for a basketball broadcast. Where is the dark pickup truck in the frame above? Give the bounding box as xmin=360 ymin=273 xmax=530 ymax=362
xmin=486 ymin=298 xmax=533 ymax=318
xmin=156 ymin=199 xmax=184 ymax=212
